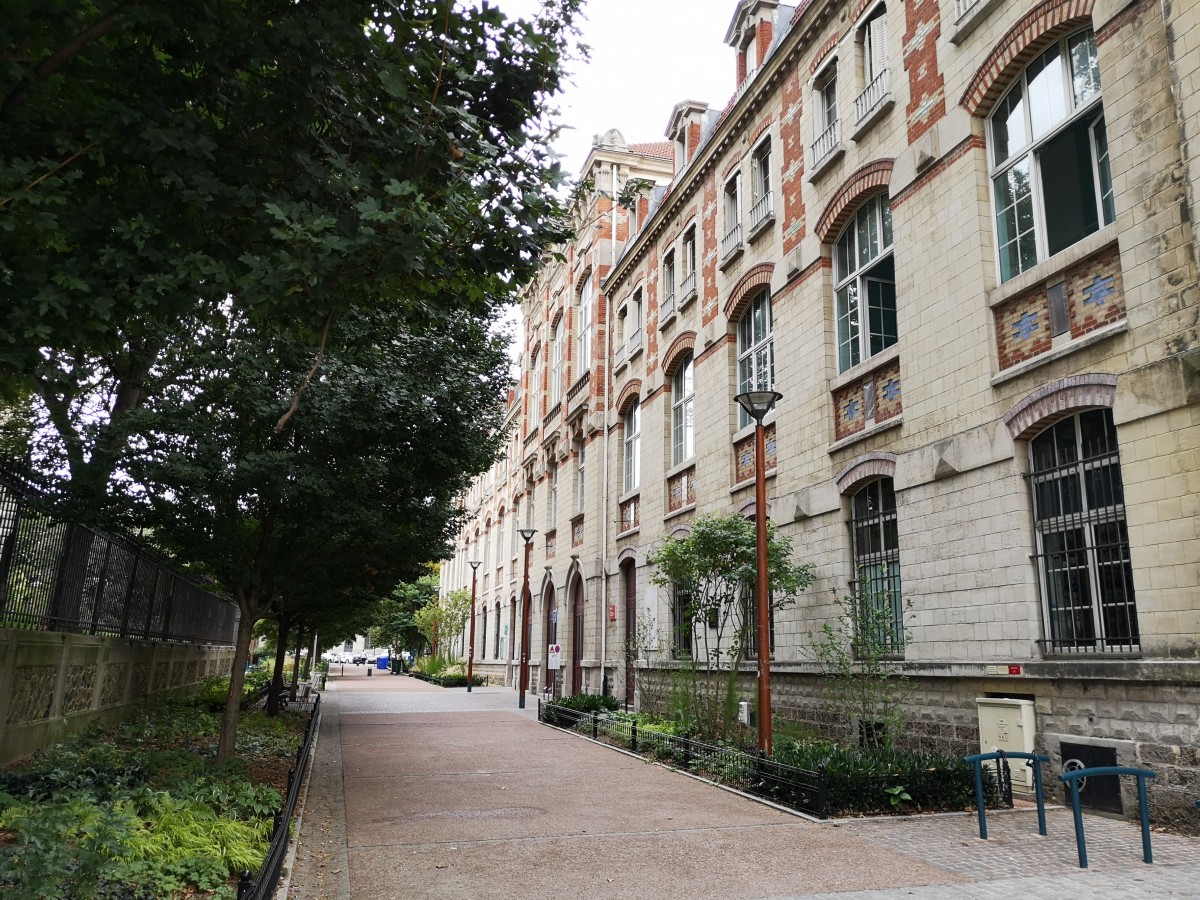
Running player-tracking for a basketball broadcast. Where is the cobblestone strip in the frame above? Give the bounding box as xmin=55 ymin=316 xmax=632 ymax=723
xmin=286 ymin=687 xmax=352 ymax=899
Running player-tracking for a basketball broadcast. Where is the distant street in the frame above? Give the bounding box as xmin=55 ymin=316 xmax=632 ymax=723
xmin=287 ymin=669 xmax=1200 ymax=899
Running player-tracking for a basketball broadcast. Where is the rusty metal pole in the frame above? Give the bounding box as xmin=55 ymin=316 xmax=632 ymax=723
xmin=518 ymin=529 xmax=536 ymax=709
xmin=467 ymin=560 xmax=481 ymax=692
xmin=754 ymin=417 xmax=772 ymax=756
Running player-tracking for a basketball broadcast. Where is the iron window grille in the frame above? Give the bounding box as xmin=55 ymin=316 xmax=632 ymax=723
xmin=849 ymin=478 xmax=904 ymax=654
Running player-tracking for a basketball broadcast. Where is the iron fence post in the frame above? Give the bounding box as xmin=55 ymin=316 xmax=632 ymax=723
xmin=237 ymin=871 xmax=252 ymax=899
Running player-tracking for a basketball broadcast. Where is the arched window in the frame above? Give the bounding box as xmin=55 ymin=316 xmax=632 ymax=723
xmin=672 ymin=355 xmax=695 ymax=465
xmin=623 ymin=399 xmax=641 ymax=493
xmin=990 ymin=28 xmax=1112 ymax=282
xmin=1030 ymin=409 xmax=1137 ymax=651
xmin=737 ymin=292 xmax=774 ymax=427
xmin=493 ymin=601 xmax=502 ymax=658
xmin=849 ymin=477 xmax=903 ymax=652
xmin=835 ymin=193 xmax=894 ymax=372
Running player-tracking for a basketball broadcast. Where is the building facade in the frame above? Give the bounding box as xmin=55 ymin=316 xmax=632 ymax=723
xmin=444 ymin=0 xmax=1199 ymax=827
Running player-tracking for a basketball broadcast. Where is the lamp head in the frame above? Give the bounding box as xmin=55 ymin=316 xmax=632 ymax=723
xmin=469 ymin=560 xmax=482 ymax=571
xmin=735 ymin=390 xmax=783 ymax=423
xmin=518 ymin=528 xmax=537 ymax=544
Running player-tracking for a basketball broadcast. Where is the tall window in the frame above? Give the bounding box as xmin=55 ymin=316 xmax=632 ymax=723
xmin=834 ymin=193 xmax=895 ymax=372
xmin=575 ymin=439 xmax=586 ymax=513
xmin=493 ymin=601 xmax=502 ymax=658
xmin=550 ymin=321 xmax=564 ymax=405
xmin=548 ymin=461 xmax=558 ymax=530
xmin=850 ymin=478 xmax=903 ymax=652
xmin=529 ymin=344 xmax=542 ymax=424
xmin=681 ymin=225 xmax=698 ymax=298
xmin=1030 ymin=409 xmax=1137 ymax=651
xmin=623 ymin=400 xmax=641 ymax=493
xmin=737 ymin=292 xmax=774 ymax=428
xmin=480 ymin=605 xmax=488 ymax=659
xmin=672 ymin=355 xmax=695 ymax=465
xmin=743 ymin=585 xmax=776 ymax=659
xmin=750 ymin=139 xmax=772 ymax=229
xmin=990 ymin=29 xmax=1112 ymax=282
xmin=526 ymin=480 xmax=535 ymax=529
xmin=721 ymin=174 xmax=742 ymax=256
xmin=629 ymin=290 xmax=643 ymax=352
xmin=671 ymin=585 xmax=693 ymax=656
xmin=662 ymin=250 xmax=676 ymax=310
xmin=862 ymin=8 xmax=887 ymax=85
xmin=819 ymin=67 xmax=838 ymax=132
xmin=577 ymin=279 xmax=593 ymax=375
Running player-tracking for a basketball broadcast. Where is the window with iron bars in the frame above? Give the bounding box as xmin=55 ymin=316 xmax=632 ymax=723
xmin=672 ymin=585 xmax=693 ymax=656
xmin=849 ymin=478 xmax=904 ymax=655
xmin=1029 ymin=409 xmax=1138 ymax=653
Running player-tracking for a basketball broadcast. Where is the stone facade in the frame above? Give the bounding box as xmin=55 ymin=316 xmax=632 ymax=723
xmin=444 ymin=0 xmax=1200 ymax=829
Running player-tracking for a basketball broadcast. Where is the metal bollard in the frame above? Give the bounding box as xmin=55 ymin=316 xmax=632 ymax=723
xmin=631 ymin=720 xmax=638 ymax=753
xmin=592 ymin=712 xmax=599 ymax=740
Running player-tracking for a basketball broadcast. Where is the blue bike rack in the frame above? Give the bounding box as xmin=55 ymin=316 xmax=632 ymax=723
xmin=1059 ymin=765 xmax=1156 ymax=868
xmin=963 ymin=750 xmax=1051 ymax=840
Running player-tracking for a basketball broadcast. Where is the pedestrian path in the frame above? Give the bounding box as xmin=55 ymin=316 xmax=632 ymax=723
xmin=286 ymin=668 xmax=1200 ymax=899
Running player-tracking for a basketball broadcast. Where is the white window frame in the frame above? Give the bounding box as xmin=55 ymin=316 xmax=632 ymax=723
xmin=577 ymin=278 xmax=593 ymax=377
xmin=721 ymin=173 xmax=742 ymax=258
xmin=628 ymin=289 xmax=643 ymax=353
xmin=575 ymin=438 xmax=586 ymax=513
xmin=736 ymin=292 xmax=774 ymax=428
xmin=547 ymin=462 xmax=557 ymax=530
xmin=988 ymin=28 xmax=1112 ymax=283
xmin=834 ymin=193 xmax=895 ymax=373
xmin=550 ymin=320 xmax=564 ymax=405
xmin=749 ymin=137 xmax=773 ymax=232
xmin=529 ymin=342 xmax=542 ymax=424
xmin=662 ymin=250 xmax=677 ymax=317
xmin=681 ymin=224 xmax=698 ymax=299
xmin=849 ymin=477 xmax=904 ymax=653
xmin=623 ymin=399 xmax=641 ymax=494
xmin=672 ymin=355 xmax=695 ymax=466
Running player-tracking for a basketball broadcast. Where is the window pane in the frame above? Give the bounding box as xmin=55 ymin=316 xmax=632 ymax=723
xmin=1040 ymin=116 xmax=1101 ymax=256
xmin=837 ymin=283 xmax=860 ymax=371
xmin=992 ymin=82 xmax=1028 ymax=166
xmin=756 ymin=345 xmax=772 ymax=390
xmin=1069 ymin=30 xmax=1101 ymax=106
xmin=836 ymin=229 xmax=853 ymax=281
xmin=881 ymin=199 xmax=893 ymax=248
xmin=1027 ymin=42 xmax=1067 ymax=140
xmin=857 ymin=204 xmax=873 ymax=267
xmin=866 ymin=278 xmax=897 ymax=356
xmin=994 ymin=161 xmax=1036 ymax=281
xmin=1092 ymin=115 xmax=1115 ymax=224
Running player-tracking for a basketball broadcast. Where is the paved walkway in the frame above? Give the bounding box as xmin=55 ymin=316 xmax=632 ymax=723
xmin=286 ymin=668 xmax=1200 ymax=899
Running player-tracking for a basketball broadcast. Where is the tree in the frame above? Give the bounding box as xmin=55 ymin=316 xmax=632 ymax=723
xmin=649 ymin=514 xmax=813 ymax=738
xmin=374 ymin=572 xmax=440 ymax=656
xmin=122 ymin=305 xmax=508 ymax=759
xmin=0 ymin=0 xmax=583 ymax=506
xmin=412 ymin=589 xmax=470 ymax=661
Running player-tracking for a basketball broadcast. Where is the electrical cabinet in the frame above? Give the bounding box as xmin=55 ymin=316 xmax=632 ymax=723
xmin=976 ymin=697 xmax=1037 ymax=787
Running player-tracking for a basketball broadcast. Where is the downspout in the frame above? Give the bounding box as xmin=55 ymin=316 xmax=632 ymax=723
xmin=598 ymin=160 xmax=618 ymax=696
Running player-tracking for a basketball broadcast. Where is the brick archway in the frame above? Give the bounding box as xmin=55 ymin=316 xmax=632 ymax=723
xmin=662 ymin=331 xmax=698 ymax=377
xmin=835 ymin=452 xmax=898 ymax=494
xmin=724 ymin=263 xmax=775 ymax=322
xmin=816 ymin=160 xmax=895 ymax=243
xmin=1002 ymin=374 xmax=1117 ymax=440
xmin=615 ymin=379 xmax=643 ymax=417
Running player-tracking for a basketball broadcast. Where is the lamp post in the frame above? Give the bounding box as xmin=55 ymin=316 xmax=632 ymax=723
xmin=467 ymin=560 xmax=482 ymax=693
xmin=517 ymin=528 xmax=537 ymax=709
xmin=735 ymin=389 xmax=783 ymax=755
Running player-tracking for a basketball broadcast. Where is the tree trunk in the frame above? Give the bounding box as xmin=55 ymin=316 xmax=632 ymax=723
xmin=269 ymin=613 xmax=292 ymax=717
xmin=218 ymin=598 xmax=258 ymax=762
xmin=289 ymin=626 xmax=305 ymax=701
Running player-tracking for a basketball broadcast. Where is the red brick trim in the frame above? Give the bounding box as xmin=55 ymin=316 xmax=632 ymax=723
xmin=724 ymin=263 xmax=775 ymax=321
xmin=816 ymin=160 xmax=895 ymax=243
xmin=695 ymin=332 xmax=737 ymax=367
xmin=960 ymin=0 xmax=1095 ymax=117
xmin=1002 ymin=373 xmax=1118 ymax=440
xmin=852 ymin=0 xmax=883 ymax=25
xmin=835 ymin=452 xmax=897 ymax=493
xmin=1096 ymin=0 xmax=1155 ymax=44
xmin=615 ymin=379 xmax=643 ymax=417
xmin=891 ymin=135 xmax=984 ymax=208
xmin=574 ymin=267 xmax=593 ymax=295
xmin=748 ymin=117 xmax=775 ymax=147
xmin=810 ymin=34 xmax=840 ymax=75
xmin=662 ymin=331 xmax=698 ymax=378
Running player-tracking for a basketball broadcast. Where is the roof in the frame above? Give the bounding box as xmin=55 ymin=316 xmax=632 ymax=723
xmin=627 ymin=141 xmax=674 ymax=160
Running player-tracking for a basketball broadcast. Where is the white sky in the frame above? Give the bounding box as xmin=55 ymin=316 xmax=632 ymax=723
xmin=498 ymin=0 xmax=742 ymax=178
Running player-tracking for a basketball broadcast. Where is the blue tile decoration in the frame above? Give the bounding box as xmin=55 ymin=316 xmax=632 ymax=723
xmin=1083 ymin=274 xmax=1115 ymax=306
xmin=1012 ymin=311 xmax=1039 ymax=340
xmin=844 ymin=398 xmax=860 ymax=420
xmin=882 ymin=378 xmax=900 ymax=401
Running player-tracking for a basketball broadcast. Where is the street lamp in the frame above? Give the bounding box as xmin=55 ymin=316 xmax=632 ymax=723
xmin=467 ymin=560 xmax=482 ymax=693
xmin=517 ymin=528 xmax=537 ymax=709
xmin=735 ymin=389 xmax=782 ymax=755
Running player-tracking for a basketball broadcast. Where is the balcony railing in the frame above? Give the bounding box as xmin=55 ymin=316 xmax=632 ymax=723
xmin=811 ymin=120 xmax=841 ymax=169
xmin=660 ymin=292 xmax=675 ymax=320
xmin=614 ymin=343 xmax=626 ymax=368
xmin=680 ymin=271 xmax=697 ymax=301
xmin=854 ymin=69 xmax=890 ymax=125
xmin=749 ymin=192 xmax=773 ymax=233
xmin=628 ymin=328 xmax=643 ymax=353
xmin=719 ymin=224 xmax=743 ymax=261
xmin=954 ymin=0 xmax=985 ymax=22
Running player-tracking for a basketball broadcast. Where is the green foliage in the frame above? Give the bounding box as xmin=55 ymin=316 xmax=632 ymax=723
xmin=412 ymin=589 xmax=471 ymax=661
xmin=374 ymin=573 xmax=440 ymax=655
xmin=552 ymin=693 xmax=620 ymax=714
xmin=804 ymin=575 xmax=913 ymax=749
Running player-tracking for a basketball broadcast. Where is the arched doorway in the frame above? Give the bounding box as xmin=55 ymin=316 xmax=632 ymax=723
xmin=622 ymin=559 xmax=637 ymax=705
xmin=506 ymin=596 xmax=517 ymax=687
xmin=544 ymin=585 xmax=558 ymax=697
xmin=571 ymin=577 xmax=584 ymax=695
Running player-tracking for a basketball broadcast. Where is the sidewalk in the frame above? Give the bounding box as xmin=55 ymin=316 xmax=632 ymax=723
xmin=286 ymin=668 xmax=1200 ymax=899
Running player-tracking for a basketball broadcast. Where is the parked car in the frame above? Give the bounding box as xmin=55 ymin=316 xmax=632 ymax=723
xmin=352 ymin=651 xmax=371 ymax=665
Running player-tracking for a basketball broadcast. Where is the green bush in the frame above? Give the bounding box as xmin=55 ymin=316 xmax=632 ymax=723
xmin=432 ymin=673 xmax=484 ymax=688
xmin=553 ymin=693 xmax=619 ymax=714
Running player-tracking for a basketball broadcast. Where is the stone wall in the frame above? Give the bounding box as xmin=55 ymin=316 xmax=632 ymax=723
xmin=0 ymin=628 xmax=236 ymax=766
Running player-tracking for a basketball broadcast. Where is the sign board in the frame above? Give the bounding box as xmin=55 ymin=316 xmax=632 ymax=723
xmin=547 ymin=644 xmax=562 ymax=669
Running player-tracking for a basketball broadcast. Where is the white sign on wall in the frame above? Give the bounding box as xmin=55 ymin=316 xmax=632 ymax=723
xmin=547 ymin=644 xmax=562 ymax=669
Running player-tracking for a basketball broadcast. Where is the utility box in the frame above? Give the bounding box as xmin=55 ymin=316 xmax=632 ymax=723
xmin=737 ymin=701 xmax=752 ymax=726
xmin=976 ymin=697 xmax=1037 ymax=788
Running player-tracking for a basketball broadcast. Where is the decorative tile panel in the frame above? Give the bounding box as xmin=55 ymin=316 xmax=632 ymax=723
xmin=100 ymin=663 xmax=128 ymax=707
xmin=833 ymin=360 xmax=902 ymax=442
xmin=571 ymin=517 xmax=585 ymax=547
xmin=668 ymin=467 xmax=696 ymax=512
xmin=132 ymin=662 xmax=151 ymax=698
xmin=620 ymin=496 xmax=640 ymax=533
xmin=995 ymin=245 xmax=1124 ymax=370
xmin=734 ymin=423 xmax=778 ymax=483
xmin=63 ymin=664 xmax=97 ymax=714
xmin=545 ymin=530 xmax=556 ymax=559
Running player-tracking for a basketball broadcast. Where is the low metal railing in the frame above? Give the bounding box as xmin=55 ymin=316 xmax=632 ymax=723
xmin=811 ymin=120 xmax=841 ymax=169
xmin=679 ymin=271 xmax=697 ymax=301
xmin=720 ymin=224 xmax=743 ymax=261
xmin=538 ymin=701 xmax=828 ymax=818
xmin=854 ymin=69 xmax=890 ymax=124
xmin=237 ymin=693 xmax=322 ymax=899
xmin=749 ymin=192 xmax=774 ymax=231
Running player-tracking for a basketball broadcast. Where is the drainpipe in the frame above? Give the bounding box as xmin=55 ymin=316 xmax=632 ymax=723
xmin=598 ymin=160 xmax=618 ymax=697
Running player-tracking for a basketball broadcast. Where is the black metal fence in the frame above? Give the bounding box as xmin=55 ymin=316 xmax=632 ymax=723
xmin=0 ymin=465 xmax=237 ymax=644
xmin=538 ymin=700 xmax=828 ymax=818
xmin=237 ymin=693 xmax=322 ymax=900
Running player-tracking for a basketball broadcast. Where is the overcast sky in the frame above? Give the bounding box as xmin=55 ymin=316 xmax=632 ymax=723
xmin=498 ymin=0 xmax=744 ymax=179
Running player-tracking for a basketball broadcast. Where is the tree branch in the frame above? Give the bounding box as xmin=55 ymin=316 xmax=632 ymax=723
xmin=274 ymin=309 xmax=335 ymax=434
xmin=0 ymin=143 xmax=96 ymax=208
xmin=1 ymin=12 xmax=126 ymax=117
